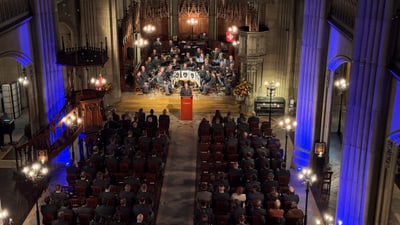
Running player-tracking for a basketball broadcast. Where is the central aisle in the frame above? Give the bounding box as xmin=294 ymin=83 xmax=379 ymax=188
xmin=156 ymin=114 xmax=199 ymax=225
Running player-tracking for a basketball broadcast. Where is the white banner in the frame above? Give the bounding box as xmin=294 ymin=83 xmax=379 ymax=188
xmin=171 ymin=70 xmax=201 ymax=87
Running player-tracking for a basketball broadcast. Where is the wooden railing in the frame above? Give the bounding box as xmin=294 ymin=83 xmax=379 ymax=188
xmin=14 ymin=106 xmax=82 ymax=170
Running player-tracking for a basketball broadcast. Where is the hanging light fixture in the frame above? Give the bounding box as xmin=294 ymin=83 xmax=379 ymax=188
xmin=18 ymin=68 xmax=29 ymax=86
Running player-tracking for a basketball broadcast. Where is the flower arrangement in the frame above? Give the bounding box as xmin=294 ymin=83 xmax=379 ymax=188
xmin=233 ymin=79 xmax=253 ymax=97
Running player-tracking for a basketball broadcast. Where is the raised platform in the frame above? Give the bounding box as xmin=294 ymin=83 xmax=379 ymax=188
xmin=113 ymin=91 xmax=242 ymax=116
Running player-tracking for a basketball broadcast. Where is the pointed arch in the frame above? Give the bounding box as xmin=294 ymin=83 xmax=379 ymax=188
xmin=327 ymin=55 xmax=352 ymax=71
xmin=0 ymin=51 xmax=32 ymax=67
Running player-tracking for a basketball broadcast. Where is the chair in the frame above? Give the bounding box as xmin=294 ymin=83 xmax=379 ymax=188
xmin=199 ymin=162 xmax=211 ymax=172
xmin=225 ymin=127 xmax=236 ymax=138
xmin=200 ymin=135 xmax=211 ymax=143
xmin=132 ymin=160 xmax=146 ymax=178
xmin=106 ymin=160 xmax=118 ymax=173
xmin=199 ymin=142 xmax=210 ymax=152
xmin=228 ymin=171 xmax=242 ymax=188
xmin=77 ymin=213 xmax=93 ymax=225
xmin=213 ymin=135 xmax=225 ymax=144
xmin=278 ymin=176 xmax=290 ymax=193
xmin=214 ymin=161 xmax=227 ymax=172
xmin=66 ymin=173 xmax=78 ymax=186
xmin=266 ymin=201 xmax=276 ymax=210
xmin=159 ymin=119 xmax=169 ymax=135
xmin=251 ymin=214 xmax=266 ymax=225
xmin=69 ymin=197 xmax=82 ymax=208
xmin=61 ymin=185 xmax=73 ymax=194
xmin=199 ymin=151 xmax=211 ymax=161
xmin=62 ymin=213 xmax=75 ymax=225
xmin=113 ymin=172 xmax=128 ymax=183
xmin=285 ymin=216 xmax=304 ymax=225
xmin=42 ymin=212 xmax=55 ymax=225
xmin=110 ymin=184 xmax=122 ymax=194
xmin=119 ymin=160 xmax=131 ymax=174
xmin=213 ymin=199 xmax=230 ymax=215
xmin=144 ymin=172 xmax=158 ymax=183
xmin=200 ymin=171 xmax=213 ymax=183
xmin=215 ymin=215 xmax=230 ymax=225
xmin=269 ymin=216 xmax=285 ymax=225
xmin=225 ymin=153 xmax=239 ymax=162
xmin=225 ymin=143 xmax=237 ymax=154
xmin=320 ymin=171 xmax=333 ymax=195
xmin=213 ymin=152 xmax=224 ymax=162
xmin=90 ymin=185 xmax=103 ymax=197
xmin=212 ymin=143 xmax=225 ymax=153
xmin=86 ymin=196 xmax=99 ymax=209
xmin=74 ymin=185 xmax=88 ymax=198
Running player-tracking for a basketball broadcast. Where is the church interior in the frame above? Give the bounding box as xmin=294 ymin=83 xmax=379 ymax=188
xmin=0 ymin=0 xmax=400 ymax=225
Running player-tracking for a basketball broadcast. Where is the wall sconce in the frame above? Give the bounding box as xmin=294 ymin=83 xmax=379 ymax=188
xmin=37 ymin=150 xmax=48 ymax=164
xmin=314 ymin=142 xmax=326 ymax=157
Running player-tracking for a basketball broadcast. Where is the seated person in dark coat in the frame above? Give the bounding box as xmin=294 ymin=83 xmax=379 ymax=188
xmin=118 ymin=184 xmax=136 ymax=207
xmin=133 ymin=198 xmax=154 ymax=224
xmin=99 ymin=185 xmax=117 ymax=206
xmin=211 ymin=118 xmax=224 ymax=137
xmin=41 ymin=196 xmax=57 ymax=220
xmin=158 ymin=109 xmax=170 ymax=133
xmin=75 ymin=199 xmax=94 ymax=217
xmin=212 ymin=184 xmax=230 ymax=205
xmin=51 ymin=211 xmax=69 ymax=225
xmin=250 ymin=199 xmax=267 ymax=224
xmin=281 ymin=186 xmax=300 ymax=205
xmin=198 ymin=118 xmax=211 ymax=138
xmin=284 ymin=202 xmax=304 ymax=222
xmin=50 ymin=184 xmax=68 ymax=208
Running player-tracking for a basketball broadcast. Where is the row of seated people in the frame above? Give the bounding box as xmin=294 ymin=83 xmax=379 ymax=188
xmin=42 ymin=182 xmax=154 ymax=225
xmin=195 ymin=116 xmax=304 ymax=225
xmin=198 ymin=111 xmax=272 ymax=142
xmin=101 ymin=108 xmax=170 ymax=147
xmin=41 ymin=109 xmax=170 ymax=225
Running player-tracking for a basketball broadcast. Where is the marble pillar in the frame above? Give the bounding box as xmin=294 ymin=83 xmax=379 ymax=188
xmin=335 ymin=0 xmax=393 ymax=223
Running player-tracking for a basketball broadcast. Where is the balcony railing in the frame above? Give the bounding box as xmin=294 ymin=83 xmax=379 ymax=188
xmin=0 ymin=0 xmax=31 ymax=32
xmin=328 ymin=0 xmax=357 ymax=39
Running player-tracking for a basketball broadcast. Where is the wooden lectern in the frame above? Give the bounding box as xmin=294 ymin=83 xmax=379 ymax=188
xmin=180 ymin=96 xmax=193 ymax=120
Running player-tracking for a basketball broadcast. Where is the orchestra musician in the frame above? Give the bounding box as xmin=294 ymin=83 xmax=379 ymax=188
xmin=135 ymin=36 xmax=239 ymax=96
xmin=201 ymin=71 xmax=217 ymax=95
xmin=155 ymin=66 xmax=172 ymax=95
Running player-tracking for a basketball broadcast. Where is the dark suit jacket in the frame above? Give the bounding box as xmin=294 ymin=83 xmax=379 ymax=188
xmin=180 ymin=87 xmax=192 ymax=96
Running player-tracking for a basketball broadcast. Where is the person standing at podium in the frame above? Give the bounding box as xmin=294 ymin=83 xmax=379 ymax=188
xmin=180 ymin=82 xmax=192 ymax=97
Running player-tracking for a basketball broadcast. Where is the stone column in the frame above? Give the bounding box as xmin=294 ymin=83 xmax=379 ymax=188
xmin=238 ymin=31 xmax=268 ymax=114
xmin=30 ymin=0 xmax=65 ymax=136
xmin=80 ymin=0 xmax=121 ymax=102
xmin=169 ymin=0 xmax=179 ymax=38
xmin=208 ymin=0 xmax=217 ymax=41
xmin=293 ymin=0 xmax=329 ymax=168
xmin=335 ymin=0 xmax=393 ymax=223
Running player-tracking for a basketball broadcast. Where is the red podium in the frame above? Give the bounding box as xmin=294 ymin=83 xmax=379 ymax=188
xmin=180 ymin=96 xmax=193 ymax=120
